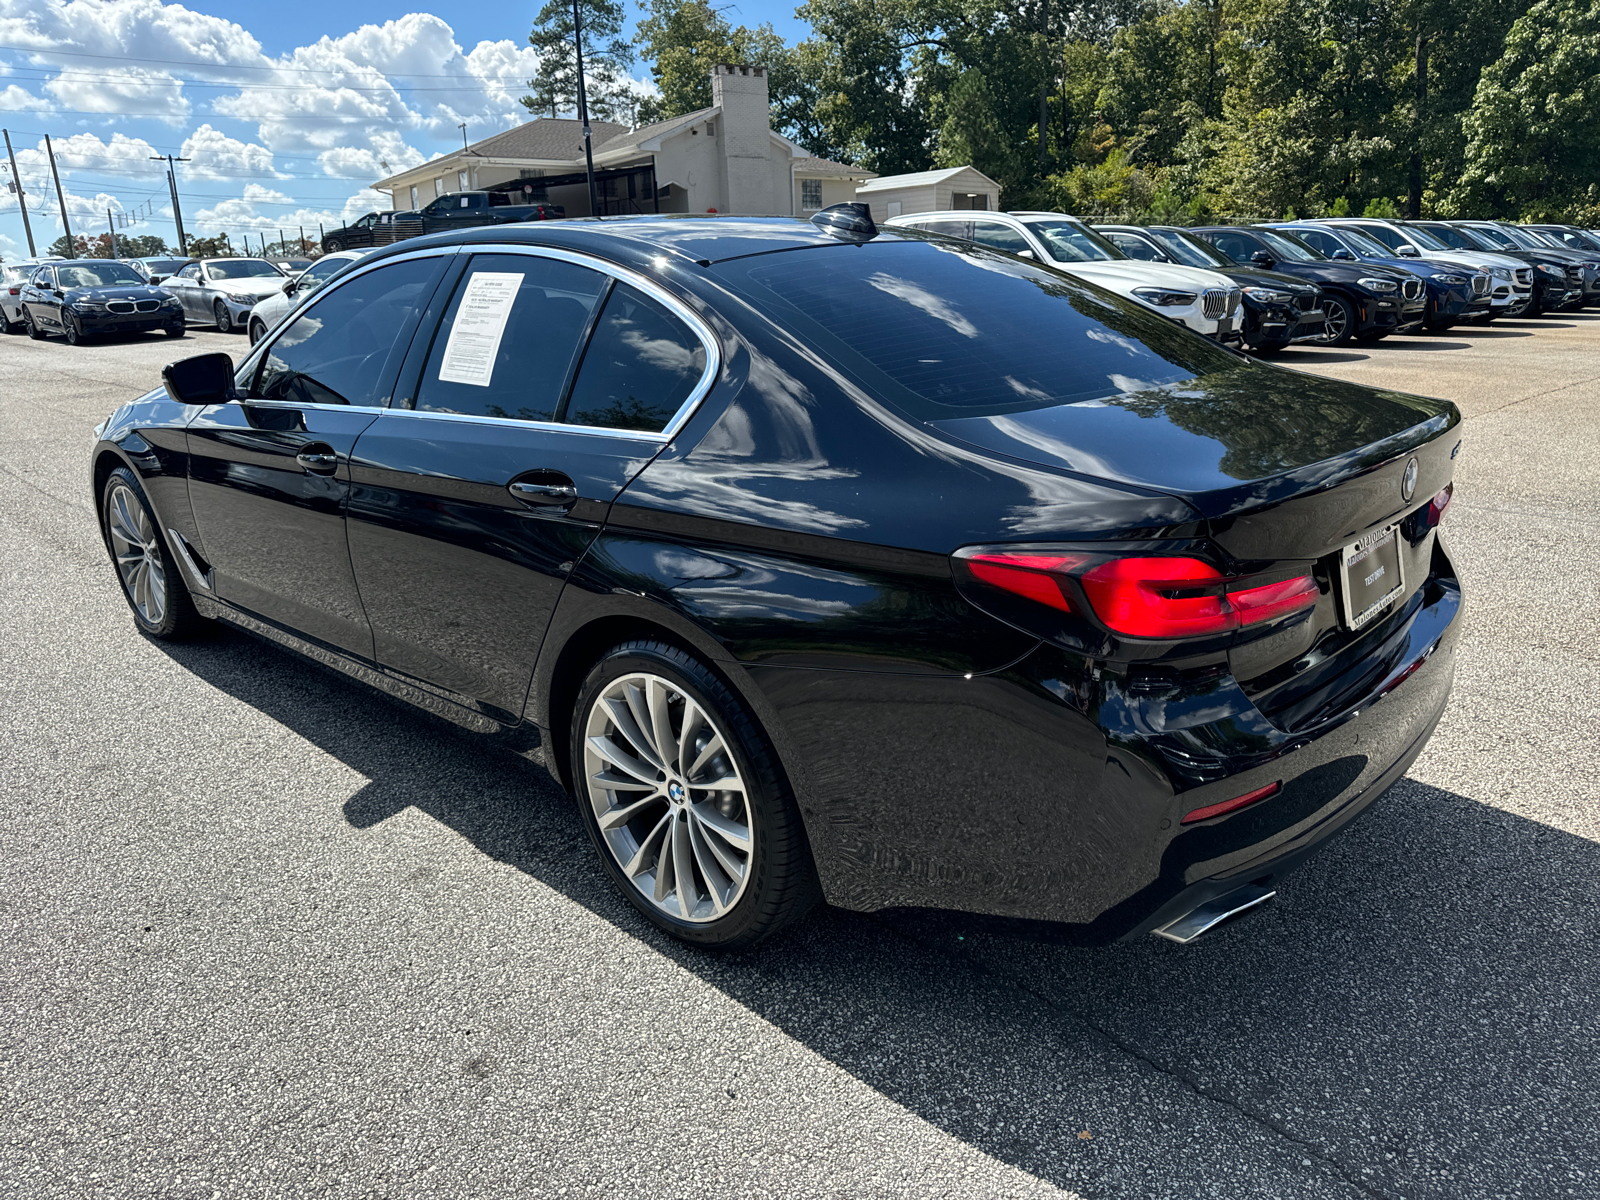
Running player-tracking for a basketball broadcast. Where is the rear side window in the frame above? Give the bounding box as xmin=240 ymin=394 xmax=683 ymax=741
xmin=1295 ymin=229 xmax=1341 ymax=256
xmin=729 ymin=239 xmax=1238 ymax=419
xmin=563 ymin=283 xmax=707 ymax=433
xmin=1357 ymin=224 xmax=1406 ymax=251
xmin=415 ymin=255 xmax=606 ymax=422
xmin=968 ymin=221 xmax=1032 ymax=255
xmin=1203 ymin=230 xmax=1260 ymax=262
xmin=254 ymin=257 xmax=440 ymax=407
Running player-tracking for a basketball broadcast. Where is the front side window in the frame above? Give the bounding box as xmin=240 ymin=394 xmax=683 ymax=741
xmin=304 ymin=257 xmax=348 ymax=284
xmin=32 ymin=268 xmax=54 ymax=289
xmin=176 ymin=264 xmax=202 ymax=280
xmin=968 ymin=221 xmax=1033 ymax=255
xmin=800 ymin=178 xmax=823 ymax=210
xmin=563 ymin=283 xmax=707 ymax=433
xmin=729 ymin=238 xmax=1239 ymax=419
xmin=1353 ymin=224 xmax=1406 ymax=252
xmin=254 ymin=258 xmax=440 ymax=407
xmin=1202 ymin=230 xmax=1261 ymax=262
xmin=1252 ymin=229 xmax=1324 ymax=262
xmin=415 ymin=254 xmax=606 ymax=422
xmin=1148 ymin=229 xmax=1233 ymax=268
xmin=1024 ymin=220 xmax=1121 ymax=263
xmin=1104 ymin=231 xmax=1160 ymax=260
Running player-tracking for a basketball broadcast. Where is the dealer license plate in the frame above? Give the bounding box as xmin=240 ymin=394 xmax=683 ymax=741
xmin=1339 ymin=523 xmax=1404 ymax=630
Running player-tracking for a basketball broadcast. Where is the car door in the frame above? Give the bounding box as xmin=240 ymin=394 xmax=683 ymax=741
xmin=344 ymin=248 xmax=715 ymax=723
xmin=185 ymin=252 xmax=451 ymax=657
xmin=166 ymin=262 xmax=204 ymax=320
xmin=23 ymin=267 xmax=52 ymax=330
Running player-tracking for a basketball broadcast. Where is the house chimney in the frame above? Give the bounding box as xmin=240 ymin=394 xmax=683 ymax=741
xmin=710 ymin=64 xmax=773 ymax=214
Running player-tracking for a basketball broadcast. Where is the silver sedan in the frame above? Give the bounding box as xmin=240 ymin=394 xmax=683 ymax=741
xmin=160 ymin=258 xmax=288 ymax=334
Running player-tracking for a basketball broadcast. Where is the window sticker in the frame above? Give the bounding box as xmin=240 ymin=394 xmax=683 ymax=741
xmin=437 ymin=272 xmax=523 ymax=387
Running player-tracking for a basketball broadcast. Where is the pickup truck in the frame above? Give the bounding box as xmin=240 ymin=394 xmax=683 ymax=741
xmin=385 ymin=191 xmax=565 ymax=242
xmin=319 ymin=211 xmax=400 ymax=253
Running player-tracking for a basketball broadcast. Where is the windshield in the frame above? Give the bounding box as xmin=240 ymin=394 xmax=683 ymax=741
xmin=56 ymin=263 xmax=145 ymax=288
xmin=1549 ymin=227 xmax=1600 ymax=252
xmin=1147 ymin=228 xmax=1233 ymax=269
xmin=1254 ymin=228 xmax=1325 ymax=262
xmin=1467 ymin=225 xmax=1521 ymax=250
xmin=1451 ymin=225 xmax=1506 ymax=250
xmin=1516 ymin=228 xmax=1562 ymax=250
xmin=726 ymin=238 xmax=1241 ymax=420
xmin=1399 ymin=224 xmax=1450 ymax=251
xmin=208 ymin=259 xmax=285 ymax=280
xmin=1023 ymin=220 xmax=1122 ymax=263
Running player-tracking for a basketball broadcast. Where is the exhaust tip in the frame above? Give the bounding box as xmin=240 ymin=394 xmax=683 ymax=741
xmin=1152 ymin=884 xmax=1277 ymax=945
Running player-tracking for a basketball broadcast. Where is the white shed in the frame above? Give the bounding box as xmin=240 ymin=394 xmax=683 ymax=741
xmin=852 ymin=165 xmax=1001 ymax=223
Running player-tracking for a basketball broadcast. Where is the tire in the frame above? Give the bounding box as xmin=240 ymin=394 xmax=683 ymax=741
xmin=248 ymin=318 xmax=266 ymax=345
xmin=213 ymin=300 xmax=233 ymax=334
xmin=64 ymin=314 xmax=83 ymax=346
xmin=166 ymin=321 xmax=185 ymax=338
xmin=0 ymin=305 xmax=15 ymax=335
xmin=23 ymin=309 xmax=45 ymax=340
xmin=100 ymin=466 xmax=205 ymax=641
xmin=570 ymin=640 xmax=820 ymax=950
xmin=1316 ymin=294 xmax=1356 ymax=345
xmin=326 ymin=239 xmax=343 ymax=253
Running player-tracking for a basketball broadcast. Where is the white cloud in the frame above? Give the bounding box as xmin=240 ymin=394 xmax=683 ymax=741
xmin=0 ymin=83 xmax=50 ymax=110
xmin=189 ymin=181 xmax=366 ymax=240
xmin=43 ymin=66 xmax=190 ymax=124
xmin=180 ymin=125 xmax=285 ymax=180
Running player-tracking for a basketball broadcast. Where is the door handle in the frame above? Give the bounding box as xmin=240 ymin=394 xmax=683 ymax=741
xmin=296 ymin=448 xmax=340 ymax=475
xmin=508 ymin=477 xmax=578 ymax=506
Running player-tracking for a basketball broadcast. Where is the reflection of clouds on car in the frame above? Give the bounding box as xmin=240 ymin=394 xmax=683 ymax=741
xmin=864 ymin=272 xmax=981 ymax=338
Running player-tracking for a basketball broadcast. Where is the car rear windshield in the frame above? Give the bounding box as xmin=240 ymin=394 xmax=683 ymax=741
xmin=725 ymin=238 xmax=1241 ymax=419
xmin=56 ymin=263 xmax=145 ymax=287
xmin=209 ymin=259 xmax=284 ymax=280
xmin=145 ymin=259 xmax=190 ymax=274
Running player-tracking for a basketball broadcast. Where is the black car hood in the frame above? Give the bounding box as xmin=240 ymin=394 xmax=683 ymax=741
xmin=930 ymin=362 xmax=1455 ymax=521
xmin=1221 ymin=266 xmax=1316 ymax=290
xmin=65 ymin=285 xmax=173 ymax=302
xmin=1278 ymin=260 xmax=1415 ymax=284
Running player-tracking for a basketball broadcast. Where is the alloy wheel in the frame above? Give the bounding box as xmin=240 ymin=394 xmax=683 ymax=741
xmin=65 ymin=315 xmax=80 ymax=346
xmin=106 ymin=482 xmax=167 ymax=625
xmin=582 ymin=672 xmax=753 ymax=923
xmin=214 ymin=301 xmax=232 ymax=334
xmin=24 ymin=310 xmax=42 ymax=339
xmin=1318 ymin=302 xmax=1348 ymax=344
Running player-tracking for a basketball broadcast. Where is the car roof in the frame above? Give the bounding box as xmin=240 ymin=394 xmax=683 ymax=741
xmin=359 ymin=214 xmax=929 ymax=269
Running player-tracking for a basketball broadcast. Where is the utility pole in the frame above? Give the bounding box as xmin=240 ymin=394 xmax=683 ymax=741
xmin=2 ymin=129 xmax=35 ymax=256
xmin=150 ymin=153 xmax=190 ymax=255
xmin=459 ymin=122 xmax=468 ymax=152
xmin=572 ymin=0 xmax=599 ymax=220
xmin=107 ymin=207 xmax=117 ymax=258
xmin=45 ymin=134 xmax=74 ymax=257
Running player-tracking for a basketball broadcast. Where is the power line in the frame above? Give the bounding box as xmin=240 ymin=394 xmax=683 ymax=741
xmin=0 ymin=42 xmax=532 ymax=81
xmin=5 ymin=67 xmax=525 ymax=94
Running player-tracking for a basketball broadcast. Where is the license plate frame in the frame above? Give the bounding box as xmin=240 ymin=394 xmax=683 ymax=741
xmin=1339 ymin=522 xmax=1405 ymax=631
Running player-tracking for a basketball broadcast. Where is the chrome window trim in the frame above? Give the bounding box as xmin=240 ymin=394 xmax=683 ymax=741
xmin=236 ymin=245 xmax=466 ymax=391
xmin=376 ymin=406 xmax=670 ymax=443
xmin=423 ymin=241 xmax=721 ymax=440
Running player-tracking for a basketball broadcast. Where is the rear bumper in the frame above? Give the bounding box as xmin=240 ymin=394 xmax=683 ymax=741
xmin=777 ymin=535 xmax=1463 ymax=938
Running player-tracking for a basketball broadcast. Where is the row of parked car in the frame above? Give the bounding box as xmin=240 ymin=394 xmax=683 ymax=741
xmin=5 ymin=212 xmax=1597 ymax=353
xmin=0 ymin=250 xmax=328 ymax=345
xmin=885 ymin=212 xmax=1600 ymax=352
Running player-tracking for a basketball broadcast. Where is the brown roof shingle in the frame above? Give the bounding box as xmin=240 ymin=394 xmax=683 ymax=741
xmin=464 ymin=117 xmax=632 ymax=162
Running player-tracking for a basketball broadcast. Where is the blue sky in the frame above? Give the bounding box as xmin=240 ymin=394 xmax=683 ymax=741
xmin=0 ymin=0 xmax=812 ymax=260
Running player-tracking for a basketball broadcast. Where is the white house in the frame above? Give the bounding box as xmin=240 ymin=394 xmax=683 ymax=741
xmin=853 ymin=166 xmax=1003 ymax=223
xmin=373 ymin=65 xmax=875 ymax=219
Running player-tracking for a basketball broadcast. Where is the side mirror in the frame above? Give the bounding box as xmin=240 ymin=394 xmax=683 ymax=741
xmin=1016 ymin=249 xmax=1035 ymax=260
xmin=283 ymin=280 xmax=298 ymax=296
xmin=1396 ymin=245 xmax=1420 ymax=257
xmin=1331 ymin=248 xmax=1355 ymax=261
xmin=1153 ymin=252 xmax=1172 ymax=263
xmin=1250 ymin=250 xmax=1275 ymax=268
xmin=162 ymin=352 xmax=235 ymax=406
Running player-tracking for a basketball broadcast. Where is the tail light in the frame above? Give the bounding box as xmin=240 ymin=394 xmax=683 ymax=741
xmin=953 ymin=548 xmax=1319 ymax=641
xmin=1426 ymin=483 xmax=1453 ymax=527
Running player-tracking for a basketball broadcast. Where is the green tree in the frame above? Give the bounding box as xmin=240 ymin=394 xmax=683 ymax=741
xmin=522 ymin=0 xmax=635 ymax=124
xmin=1454 ymin=0 xmax=1600 ymax=218
xmin=185 ymin=235 xmax=231 ymax=258
xmin=934 ymin=69 xmax=1014 ymax=182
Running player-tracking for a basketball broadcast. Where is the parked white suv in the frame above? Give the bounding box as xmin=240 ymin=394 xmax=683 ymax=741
xmin=885 ymin=210 xmax=1243 ymax=342
xmin=246 ymin=249 xmax=372 ymax=344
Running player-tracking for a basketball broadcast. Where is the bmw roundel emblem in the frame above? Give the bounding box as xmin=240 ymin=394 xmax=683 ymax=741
xmin=668 ymin=781 xmax=686 ymax=803
xmin=1401 ymin=457 xmax=1419 ymax=502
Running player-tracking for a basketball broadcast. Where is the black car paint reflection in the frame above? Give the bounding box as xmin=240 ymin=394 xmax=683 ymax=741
xmin=90 ymin=216 xmax=1463 ymax=943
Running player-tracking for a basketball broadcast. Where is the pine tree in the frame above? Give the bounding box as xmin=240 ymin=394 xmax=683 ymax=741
xmin=522 ymin=0 xmax=636 ymax=125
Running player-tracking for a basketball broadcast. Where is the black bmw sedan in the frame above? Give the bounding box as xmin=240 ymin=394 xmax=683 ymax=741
xmin=90 ymin=213 xmax=1463 ymax=950
xmin=22 ymin=260 xmax=185 ymax=344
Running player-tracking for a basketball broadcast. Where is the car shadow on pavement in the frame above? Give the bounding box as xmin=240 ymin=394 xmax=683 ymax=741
xmin=157 ymin=625 xmax=1600 ymax=1199
xmin=1272 ymin=349 xmax=1371 ymax=365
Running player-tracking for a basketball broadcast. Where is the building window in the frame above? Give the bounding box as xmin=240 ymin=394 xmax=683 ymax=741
xmin=435 ymin=177 xmax=445 ymax=198
xmin=886 ymin=200 xmax=902 ymax=217
xmin=518 ymin=169 xmax=544 ymax=179
xmin=800 ymin=178 xmax=823 ymax=211
xmin=409 ymin=185 xmax=418 ymax=208
xmin=458 ymin=169 xmax=470 ymax=191
xmin=706 ymin=120 xmax=716 ymax=137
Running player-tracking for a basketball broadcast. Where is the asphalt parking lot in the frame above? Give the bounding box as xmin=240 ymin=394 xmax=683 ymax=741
xmin=2 ymin=314 xmax=1597 ymax=1200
